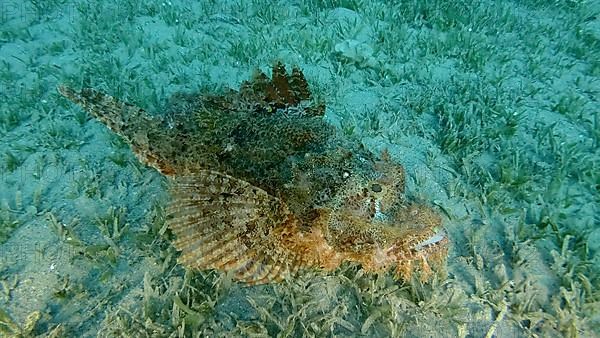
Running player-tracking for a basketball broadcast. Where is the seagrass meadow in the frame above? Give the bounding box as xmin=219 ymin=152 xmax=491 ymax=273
xmin=0 ymin=0 xmax=599 ymax=337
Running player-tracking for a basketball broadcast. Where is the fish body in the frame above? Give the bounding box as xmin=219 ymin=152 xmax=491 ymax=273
xmin=58 ymin=63 xmax=448 ymax=284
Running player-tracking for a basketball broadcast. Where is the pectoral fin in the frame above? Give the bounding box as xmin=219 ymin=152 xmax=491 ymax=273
xmin=166 ymin=170 xmax=302 ymax=284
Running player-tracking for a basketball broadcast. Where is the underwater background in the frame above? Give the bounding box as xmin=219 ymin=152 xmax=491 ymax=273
xmin=0 ymin=0 xmax=599 ymax=337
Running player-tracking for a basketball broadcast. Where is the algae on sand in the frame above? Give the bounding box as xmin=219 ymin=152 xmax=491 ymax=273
xmin=0 ymin=0 xmax=599 ymax=336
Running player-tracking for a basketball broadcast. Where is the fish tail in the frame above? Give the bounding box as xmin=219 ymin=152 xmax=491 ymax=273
xmin=57 ymin=85 xmax=151 ymax=139
xmin=57 ymin=85 xmax=176 ymax=175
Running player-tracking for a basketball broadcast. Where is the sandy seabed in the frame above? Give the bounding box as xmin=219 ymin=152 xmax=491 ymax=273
xmin=0 ymin=0 xmax=599 ymax=337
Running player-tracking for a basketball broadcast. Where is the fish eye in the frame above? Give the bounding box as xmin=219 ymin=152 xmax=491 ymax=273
xmin=371 ymin=183 xmax=382 ymax=192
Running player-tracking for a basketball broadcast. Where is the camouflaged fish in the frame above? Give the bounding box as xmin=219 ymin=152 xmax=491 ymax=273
xmin=58 ymin=63 xmax=448 ymax=284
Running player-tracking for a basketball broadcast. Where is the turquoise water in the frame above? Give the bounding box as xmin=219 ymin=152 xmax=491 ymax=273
xmin=0 ymin=0 xmax=598 ymax=337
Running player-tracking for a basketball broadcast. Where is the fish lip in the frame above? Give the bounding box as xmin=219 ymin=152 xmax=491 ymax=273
xmin=412 ymin=230 xmax=447 ymax=252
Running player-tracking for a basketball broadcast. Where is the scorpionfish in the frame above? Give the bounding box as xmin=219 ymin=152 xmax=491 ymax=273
xmin=58 ymin=62 xmax=448 ymax=285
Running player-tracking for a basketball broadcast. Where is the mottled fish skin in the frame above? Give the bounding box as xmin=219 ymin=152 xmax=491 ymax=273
xmin=57 ymin=85 xmax=177 ymax=175
xmin=58 ymin=63 xmax=448 ymax=284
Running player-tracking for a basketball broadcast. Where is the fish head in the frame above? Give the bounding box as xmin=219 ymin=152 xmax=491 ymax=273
xmin=325 ymin=159 xmax=447 ymax=277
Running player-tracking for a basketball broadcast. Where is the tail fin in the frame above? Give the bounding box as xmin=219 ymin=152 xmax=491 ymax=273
xmin=167 ymin=170 xmax=303 ymax=284
xmin=57 ymin=85 xmax=176 ymax=175
xmin=57 ymin=85 xmax=151 ymax=138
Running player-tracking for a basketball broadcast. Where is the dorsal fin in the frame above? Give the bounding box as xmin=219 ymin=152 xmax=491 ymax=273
xmin=238 ymin=62 xmax=325 ymax=116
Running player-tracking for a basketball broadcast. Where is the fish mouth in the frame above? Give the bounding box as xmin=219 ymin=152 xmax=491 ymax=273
xmin=412 ymin=230 xmax=447 ymax=252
